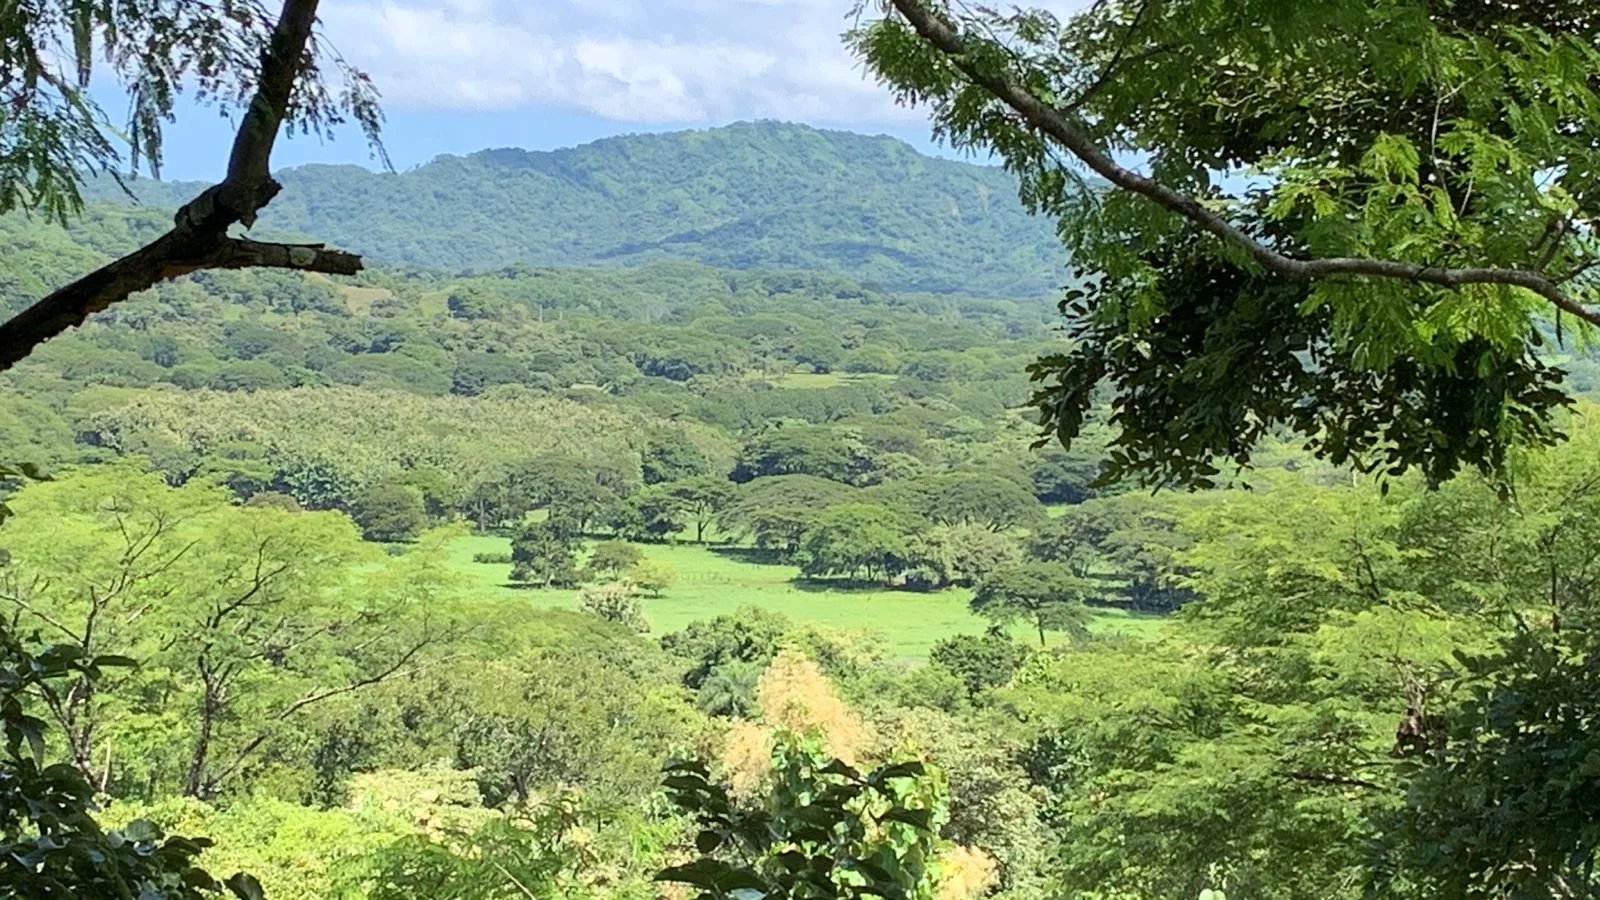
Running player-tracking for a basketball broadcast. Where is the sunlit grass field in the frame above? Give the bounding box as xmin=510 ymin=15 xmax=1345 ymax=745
xmin=755 ymin=371 xmax=895 ymax=389
xmin=443 ymin=534 xmax=1165 ymax=660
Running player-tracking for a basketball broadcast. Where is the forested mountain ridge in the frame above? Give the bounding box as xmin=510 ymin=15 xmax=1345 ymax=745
xmin=90 ymin=121 xmax=1068 ymax=296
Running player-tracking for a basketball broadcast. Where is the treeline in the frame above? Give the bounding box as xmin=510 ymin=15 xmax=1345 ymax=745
xmin=0 ymin=465 xmax=1039 ymax=897
xmin=43 ymin=381 xmax=1178 ymax=616
xmin=0 ymin=203 xmax=1052 ymax=401
xmin=0 ymin=203 xmax=1201 ymax=625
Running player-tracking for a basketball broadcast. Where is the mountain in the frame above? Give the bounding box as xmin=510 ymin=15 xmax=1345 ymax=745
xmin=100 ymin=121 xmax=1068 ymax=297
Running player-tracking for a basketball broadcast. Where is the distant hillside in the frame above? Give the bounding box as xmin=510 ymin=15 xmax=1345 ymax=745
xmin=97 ymin=121 xmax=1068 ymax=297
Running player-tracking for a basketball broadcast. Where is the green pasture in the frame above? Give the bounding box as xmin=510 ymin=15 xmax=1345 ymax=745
xmin=751 ymin=371 xmax=896 ymax=389
xmin=442 ymin=534 xmax=1164 ymax=660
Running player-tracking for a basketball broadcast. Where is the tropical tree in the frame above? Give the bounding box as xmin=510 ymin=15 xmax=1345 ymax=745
xmin=512 ymin=455 xmax=634 ymax=535
xmin=629 ymin=559 xmax=678 ymax=598
xmin=730 ymin=425 xmax=883 ymax=486
xmin=721 ymin=475 xmax=857 ymax=555
xmin=627 ymin=487 xmax=688 ymax=542
xmin=929 ymin=631 xmax=1031 ymax=697
xmin=970 ymin=564 xmax=1092 ymax=647
xmin=0 ymin=627 xmax=263 ymax=898
xmin=640 ymin=432 xmax=713 ymax=484
xmin=658 ymin=736 xmax=949 ymax=899
xmin=663 ymin=476 xmax=737 ymax=544
xmin=797 ymin=503 xmax=922 ymax=583
xmin=584 ymin=540 xmax=644 ymax=582
xmin=919 ymin=472 xmax=1044 ymax=532
xmin=0 ymin=469 xmax=447 ymax=798
xmin=853 ymin=0 xmax=1600 ymax=485
xmin=577 ymin=581 xmax=648 ymax=633
xmin=1379 ymin=629 xmax=1600 ymax=897
xmin=509 ymin=522 xmax=581 ymax=588
xmin=903 ymin=523 xmax=1022 ymax=591
xmin=357 ymin=806 xmax=600 ymax=900
xmin=1024 ymin=441 xmax=1107 ymax=504
xmin=660 ymin=608 xmax=790 ymax=696
xmin=450 ymin=652 xmax=692 ymax=807
xmin=1031 ymin=493 xmax=1197 ymax=612
xmin=349 ymin=477 xmax=428 ymax=543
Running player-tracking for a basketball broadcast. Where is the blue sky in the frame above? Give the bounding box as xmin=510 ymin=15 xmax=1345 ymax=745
xmin=140 ymin=0 xmax=1085 ymax=181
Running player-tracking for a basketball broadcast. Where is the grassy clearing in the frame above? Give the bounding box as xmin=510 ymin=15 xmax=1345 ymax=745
xmin=443 ymin=535 xmax=1165 ymax=660
xmin=335 ymin=284 xmax=395 ymax=315
xmin=753 ymin=371 xmax=896 ymax=390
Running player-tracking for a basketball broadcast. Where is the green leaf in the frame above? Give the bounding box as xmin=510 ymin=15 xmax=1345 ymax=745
xmin=694 ymin=829 xmax=724 ymax=854
xmin=88 ymin=655 xmax=138 ymax=670
xmin=655 ymin=859 xmax=767 ymax=892
xmin=225 ymin=872 xmax=266 ymax=900
xmin=878 ymin=807 xmax=933 ymax=831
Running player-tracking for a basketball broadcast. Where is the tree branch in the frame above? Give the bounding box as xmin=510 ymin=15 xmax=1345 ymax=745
xmin=1057 ymin=0 xmax=1154 ymax=114
xmin=886 ymin=0 xmax=1600 ymax=327
xmin=1285 ymin=770 xmax=1387 ymax=791
xmin=203 ymin=635 xmax=431 ymax=793
xmin=275 ymin=637 xmax=427 ymax=721
xmin=0 ymin=0 xmax=361 ymax=372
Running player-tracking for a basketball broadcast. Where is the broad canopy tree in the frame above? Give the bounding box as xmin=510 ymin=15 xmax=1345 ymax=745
xmin=509 ymin=521 xmax=582 ymax=588
xmin=1030 ymin=493 xmax=1197 ymax=612
xmin=853 ymin=0 xmax=1600 ymax=487
xmin=797 ymin=501 xmax=922 ymax=582
xmin=663 ymin=476 xmax=736 ymax=544
xmin=970 ymin=562 xmax=1092 ymax=647
xmin=720 ymin=474 xmax=857 ymax=555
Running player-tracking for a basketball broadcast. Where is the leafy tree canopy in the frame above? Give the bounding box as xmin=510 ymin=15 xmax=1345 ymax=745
xmin=971 ymin=562 xmax=1093 ymax=647
xmin=349 ymin=477 xmax=428 ymax=543
xmin=721 ymin=475 xmax=859 ymax=554
xmin=854 ymin=0 xmax=1600 ymax=486
xmin=0 ymin=628 xmax=262 ymax=899
xmin=929 ymin=631 xmax=1031 ymax=697
xmin=509 ymin=522 xmax=581 ymax=588
xmin=798 ymin=502 xmax=924 ymax=583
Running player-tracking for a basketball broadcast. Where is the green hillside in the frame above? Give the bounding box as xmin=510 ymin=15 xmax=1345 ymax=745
xmin=91 ymin=121 xmax=1068 ymax=296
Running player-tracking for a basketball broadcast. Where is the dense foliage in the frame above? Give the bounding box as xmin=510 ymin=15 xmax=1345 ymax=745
xmin=7 ymin=40 xmax=1600 ymax=896
xmin=854 ymin=0 xmax=1600 ymax=486
xmin=0 ymin=629 xmax=261 ymax=899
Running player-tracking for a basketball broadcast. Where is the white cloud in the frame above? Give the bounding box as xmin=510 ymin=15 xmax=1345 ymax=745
xmin=317 ymin=0 xmax=1085 ymax=125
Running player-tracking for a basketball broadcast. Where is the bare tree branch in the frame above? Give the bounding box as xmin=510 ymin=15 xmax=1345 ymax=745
xmin=0 ymin=0 xmax=361 ymax=372
xmin=886 ymin=0 xmax=1600 ymax=327
xmin=202 ymin=634 xmax=432 ymax=793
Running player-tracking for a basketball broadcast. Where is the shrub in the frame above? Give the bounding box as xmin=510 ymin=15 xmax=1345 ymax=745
xmin=578 ymin=581 xmax=648 ymax=633
xmin=629 ymin=558 xmax=678 ymax=597
xmin=349 ymin=477 xmax=428 ymax=543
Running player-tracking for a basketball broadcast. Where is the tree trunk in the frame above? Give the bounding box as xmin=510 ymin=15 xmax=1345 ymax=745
xmin=59 ymin=678 xmax=99 ymax=787
xmin=184 ymin=663 xmax=221 ymax=798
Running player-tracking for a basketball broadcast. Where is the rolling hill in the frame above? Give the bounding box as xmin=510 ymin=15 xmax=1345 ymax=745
xmin=93 ymin=121 xmax=1069 ymax=297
